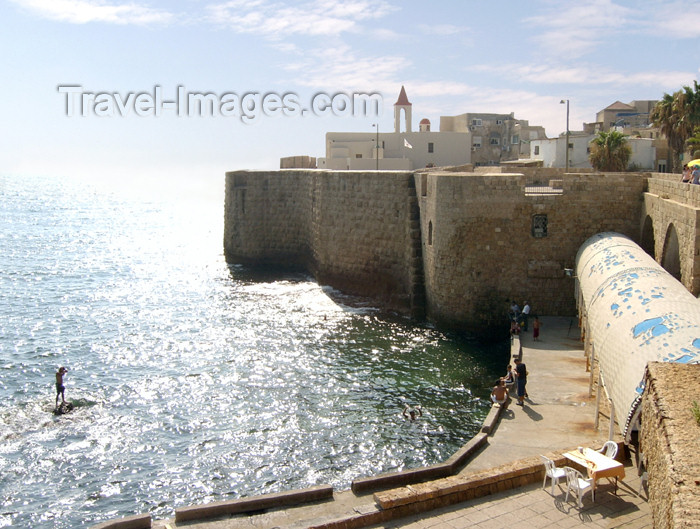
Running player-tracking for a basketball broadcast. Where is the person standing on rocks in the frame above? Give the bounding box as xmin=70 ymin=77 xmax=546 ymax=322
xmin=55 ymin=366 xmax=68 ymax=408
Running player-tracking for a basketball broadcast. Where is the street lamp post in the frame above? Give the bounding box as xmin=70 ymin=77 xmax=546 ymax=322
xmin=560 ymin=99 xmax=570 ymax=171
xmin=372 ymin=123 xmax=379 ymax=170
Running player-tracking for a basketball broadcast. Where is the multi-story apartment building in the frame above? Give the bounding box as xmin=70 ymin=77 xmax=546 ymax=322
xmin=440 ymin=112 xmax=547 ymax=166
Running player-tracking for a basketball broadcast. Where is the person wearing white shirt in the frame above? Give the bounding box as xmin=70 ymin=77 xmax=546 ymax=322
xmin=521 ymin=301 xmax=531 ymax=331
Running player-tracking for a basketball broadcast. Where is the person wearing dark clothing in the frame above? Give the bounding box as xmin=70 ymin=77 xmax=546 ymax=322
xmin=514 ymin=358 xmax=527 ymax=405
xmin=55 ymin=366 xmax=68 ymax=408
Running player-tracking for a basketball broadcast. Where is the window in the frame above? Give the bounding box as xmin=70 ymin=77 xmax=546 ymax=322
xmin=532 ymin=215 xmax=548 ymax=238
xmin=471 ymin=118 xmax=482 ymax=126
xmin=472 ymin=136 xmax=482 ymax=148
xmin=496 ymin=119 xmax=503 ymax=125
xmin=568 ymin=143 xmax=573 ymax=149
xmin=490 ymin=138 xmax=500 ymax=145
xmin=237 ymin=189 xmax=246 ymax=215
xmin=428 ymin=142 xmax=434 ymax=153
xmin=355 ymin=153 xmax=362 ymax=158
xmin=428 ymin=221 xmax=433 ymax=245
xmin=534 ymin=146 xmax=540 ymax=155
xmin=511 ymin=135 xmax=519 ymax=145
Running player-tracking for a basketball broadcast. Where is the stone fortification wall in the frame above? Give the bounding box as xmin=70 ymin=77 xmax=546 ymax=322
xmin=224 ymin=170 xmax=311 ymax=268
xmin=640 ymin=362 xmax=700 ymax=529
xmin=417 ymin=171 xmax=646 ymax=335
xmin=647 ymin=176 xmax=700 ymax=205
xmin=307 ymin=170 xmax=422 ymax=312
xmin=225 ymin=170 xmax=655 ymax=334
xmin=224 ymin=170 xmax=422 ymax=312
xmin=643 ymin=177 xmax=700 ymax=294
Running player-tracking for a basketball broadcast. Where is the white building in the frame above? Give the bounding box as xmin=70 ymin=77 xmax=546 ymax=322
xmin=530 ymin=134 xmax=656 ymax=170
xmin=318 ymin=87 xmax=472 ymax=170
xmin=440 ymin=112 xmax=547 ymax=166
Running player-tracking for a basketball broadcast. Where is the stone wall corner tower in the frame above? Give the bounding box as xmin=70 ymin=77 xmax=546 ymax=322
xmin=394 ymin=85 xmax=412 ymax=133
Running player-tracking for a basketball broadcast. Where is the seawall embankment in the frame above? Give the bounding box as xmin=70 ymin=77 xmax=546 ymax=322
xmin=224 ymin=169 xmax=425 ymax=316
xmin=224 ymin=169 xmax=647 ymax=336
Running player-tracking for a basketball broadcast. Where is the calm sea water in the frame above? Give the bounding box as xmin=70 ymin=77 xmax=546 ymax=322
xmin=0 ymin=174 xmax=508 ymax=528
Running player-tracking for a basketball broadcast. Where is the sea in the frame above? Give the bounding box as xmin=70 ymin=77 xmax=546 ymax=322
xmin=0 ymin=173 xmax=508 ymax=528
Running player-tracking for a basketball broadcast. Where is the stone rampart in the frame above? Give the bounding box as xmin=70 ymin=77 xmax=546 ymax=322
xmin=640 ymin=362 xmax=700 ymax=529
xmin=225 ymin=170 xmax=649 ymax=334
xmin=224 ymin=170 xmax=311 ymax=267
xmin=224 ymin=170 xmax=423 ymax=313
xmin=643 ymin=178 xmax=700 ymax=294
xmin=417 ymin=171 xmax=646 ymax=334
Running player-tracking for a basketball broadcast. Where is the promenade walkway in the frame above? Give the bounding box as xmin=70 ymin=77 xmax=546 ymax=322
xmin=465 ymin=315 xmax=606 ymax=473
xmin=148 ymin=317 xmax=651 ymax=529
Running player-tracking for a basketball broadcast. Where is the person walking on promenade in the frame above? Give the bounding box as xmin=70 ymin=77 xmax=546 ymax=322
xmin=514 ymin=358 xmax=528 ymax=405
xmin=55 ymin=366 xmax=68 ymax=408
xmin=533 ymin=316 xmax=540 ymax=341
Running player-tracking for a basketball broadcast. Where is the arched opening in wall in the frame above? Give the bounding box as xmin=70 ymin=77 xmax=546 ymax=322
xmin=662 ymin=224 xmax=681 ymax=281
xmin=640 ymin=216 xmax=655 ymax=259
xmin=428 ymin=221 xmax=433 ymax=246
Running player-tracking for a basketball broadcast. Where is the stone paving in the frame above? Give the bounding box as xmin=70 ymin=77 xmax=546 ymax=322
xmin=149 ymin=317 xmax=652 ymax=529
xmin=372 ymin=461 xmax=651 ymax=529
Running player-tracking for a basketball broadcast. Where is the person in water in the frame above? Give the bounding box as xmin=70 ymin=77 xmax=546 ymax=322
xmin=55 ymin=366 xmax=68 ymax=408
xmin=403 ymin=405 xmax=422 ymax=421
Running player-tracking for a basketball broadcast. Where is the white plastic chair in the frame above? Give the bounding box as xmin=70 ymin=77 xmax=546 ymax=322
xmin=638 ymin=452 xmax=648 ymax=495
xmin=639 ymin=470 xmax=648 ymax=494
xmin=597 ymin=440 xmax=618 ymax=459
xmin=540 ymin=455 xmax=567 ymax=495
xmin=564 ymin=466 xmax=595 ymax=508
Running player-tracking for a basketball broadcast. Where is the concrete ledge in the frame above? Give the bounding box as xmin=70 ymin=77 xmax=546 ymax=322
xmin=373 ymin=454 xmax=548 ymax=510
xmin=480 ymin=404 xmax=504 ymax=434
xmin=351 ymin=463 xmax=453 ymax=495
xmin=174 ymin=484 xmax=333 ymax=523
xmin=352 ymin=413 xmax=494 ymax=495
xmin=511 ymin=335 xmax=522 ymax=360
xmin=444 ymin=432 xmax=488 ymax=472
xmin=89 ymin=514 xmax=151 ymax=529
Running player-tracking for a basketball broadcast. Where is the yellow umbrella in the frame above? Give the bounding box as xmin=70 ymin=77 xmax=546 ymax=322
xmin=688 ymin=159 xmax=700 ymax=168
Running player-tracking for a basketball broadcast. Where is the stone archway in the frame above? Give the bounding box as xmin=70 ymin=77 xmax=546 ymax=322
xmin=641 ymin=215 xmax=655 ymax=260
xmin=662 ymin=224 xmax=681 ymax=281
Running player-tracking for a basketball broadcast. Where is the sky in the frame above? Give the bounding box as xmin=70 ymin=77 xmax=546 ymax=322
xmin=1 ymin=0 xmax=699 ymax=189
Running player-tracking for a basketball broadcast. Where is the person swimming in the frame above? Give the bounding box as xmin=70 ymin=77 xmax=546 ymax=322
xmin=402 ymin=405 xmax=422 ymax=421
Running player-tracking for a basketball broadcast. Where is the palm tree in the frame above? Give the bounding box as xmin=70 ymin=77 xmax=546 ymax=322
xmin=589 ymin=130 xmax=631 ymax=171
xmin=651 ymin=83 xmax=700 ymax=172
xmin=651 ymin=92 xmax=685 ymax=173
xmin=685 ymin=82 xmax=700 ymax=156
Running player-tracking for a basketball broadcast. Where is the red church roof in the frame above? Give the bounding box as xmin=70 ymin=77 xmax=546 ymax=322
xmin=394 ymin=85 xmax=412 ymax=106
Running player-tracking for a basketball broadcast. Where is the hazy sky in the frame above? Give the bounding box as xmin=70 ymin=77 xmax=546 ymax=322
xmin=1 ymin=0 xmax=698 ymax=185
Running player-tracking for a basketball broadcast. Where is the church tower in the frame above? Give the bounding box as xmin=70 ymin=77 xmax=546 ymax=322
xmin=394 ymin=86 xmax=412 ymax=133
